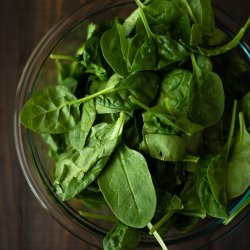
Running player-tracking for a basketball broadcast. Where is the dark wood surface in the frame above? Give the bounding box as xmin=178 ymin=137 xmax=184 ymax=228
xmin=0 ymin=0 xmax=249 ymax=249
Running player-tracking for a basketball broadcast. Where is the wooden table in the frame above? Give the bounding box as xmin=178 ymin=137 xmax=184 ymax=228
xmin=0 ymin=0 xmax=249 ymax=249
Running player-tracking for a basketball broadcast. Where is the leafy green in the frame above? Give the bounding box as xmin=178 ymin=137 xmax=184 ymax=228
xmin=103 ymin=222 xmax=141 ymax=250
xmin=188 ymin=54 xmax=225 ymax=127
xmin=100 ymin=20 xmax=129 ymax=76
xmin=69 ymin=99 xmax=96 ymax=151
xmin=99 ymin=142 xmax=157 ymax=228
xmin=227 ymin=112 xmax=250 ymax=199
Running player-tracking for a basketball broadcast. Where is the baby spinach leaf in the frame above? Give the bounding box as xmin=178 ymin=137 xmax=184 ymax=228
xmin=157 ymin=69 xmax=192 ymax=116
xmin=124 ymin=8 xmax=140 ymax=36
xmin=188 ymin=54 xmax=225 ymax=127
xmin=150 ymin=194 xmax=183 ymax=234
xmin=196 ymin=54 xmax=213 ymax=71
xmin=196 ymin=154 xmax=228 ymax=219
xmin=55 ymin=59 xmax=79 ymax=93
xmin=135 ymin=0 xmax=189 ymax=70
xmin=179 ymin=176 xmax=206 ymax=218
xmin=240 ymin=92 xmax=250 ymax=130
xmin=54 ymin=112 xmax=126 ymax=200
xmin=127 ymin=32 xmax=156 ymax=72
xmin=78 ymin=35 xmax=109 ymax=81
xmin=98 ymin=142 xmax=157 ymax=228
xmin=196 ymin=101 xmax=237 ymax=218
xmin=178 ymin=0 xmax=214 ymax=26
xmin=100 ymin=20 xmax=129 ymax=76
xmin=69 ymin=99 xmax=96 ymax=151
xmin=20 ymin=85 xmax=114 ymax=134
xmin=103 ymin=222 xmax=141 ymax=250
xmin=190 ymin=24 xmax=228 ymax=48
xmin=96 ymin=72 xmax=160 ymax=114
xmin=227 ymin=112 xmax=250 ymax=199
xmin=141 ymin=134 xmax=186 ymax=162
xmin=20 ymin=86 xmax=80 ymax=134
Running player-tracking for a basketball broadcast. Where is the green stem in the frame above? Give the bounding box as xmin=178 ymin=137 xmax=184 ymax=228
xmin=147 ymin=223 xmax=168 ymax=250
xmin=79 ymin=211 xmax=117 ymax=222
xmin=239 ymin=112 xmax=245 ymax=143
xmin=50 ymin=54 xmax=77 ymax=61
xmin=135 ymin=0 xmax=153 ymax=38
xmin=149 ymin=211 xmax=174 ymax=235
xmin=183 ymin=154 xmax=200 ymax=163
xmin=180 ymin=0 xmax=198 ymax=24
xmin=190 ymin=53 xmax=201 ymax=77
xmin=73 ymin=86 xmax=115 ymax=105
xmin=226 ymin=100 xmax=238 ymax=159
xmin=129 ymin=96 xmax=179 ymax=131
xmin=200 ymin=16 xmax=250 ymax=56
xmin=223 ymin=196 xmax=250 ymax=225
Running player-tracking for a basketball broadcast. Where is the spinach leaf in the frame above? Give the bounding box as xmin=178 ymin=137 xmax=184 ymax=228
xmin=96 ymin=72 xmax=160 ymax=114
xmin=227 ymin=112 xmax=250 ymax=199
xmin=141 ymin=134 xmax=186 ymax=162
xmin=69 ymin=99 xmax=96 ymax=151
xmin=103 ymin=222 xmax=141 ymax=250
xmin=20 ymin=86 xmax=80 ymax=134
xmin=157 ymin=69 xmax=192 ymax=116
xmin=179 ymin=175 xmax=206 ymax=218
xmin=135 ymin=0 xmax=189 ymax=70
xmin=178 ymin=0 xmax=214 ymax=26
xmin=78 ymin=35 xmax=109 ymax=81
xmin=188 ymin=54 xmax=225 ymax=127
xmin=98 ymin=142 xmax=157 ymax=228
xmin=150 ymin=194 xmax=183 ymax=234
xmin=53 ymin=112 xmax=126 ymax=200
xmin=100 ymin=20 xmax=129 ymax=76
xmin=127 ymin=32 xmax=156 ymax=72
xmin=124 ymin=8 xmax=140 ymax=36
xmin=190 ymin=24 xmax=228 ymax=48
xmin=20 ymin=85 xmax=114 ymax=134
xmin=240 ymin=92 xmax=250 ymax=130
xmin=55 ymin=59 xmax=79 ymax=93
xmin=196 ymin=101 xmax=237 ymax=218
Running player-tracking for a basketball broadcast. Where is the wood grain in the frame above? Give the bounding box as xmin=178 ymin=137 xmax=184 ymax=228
xmin=0 ymin=0 xmax=249 ymax=250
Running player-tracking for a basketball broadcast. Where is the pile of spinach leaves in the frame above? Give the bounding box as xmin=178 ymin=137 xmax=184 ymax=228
xmin=20 ymin=0 xmax=250 ymax=249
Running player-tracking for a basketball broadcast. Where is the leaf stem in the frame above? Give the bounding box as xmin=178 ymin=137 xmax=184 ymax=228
xmin=238 ymin=112 xmax=245 ymax=143
xmin=50 ymin=54 xmax=77 ymax=61
xmin=226 ymin=100 xmax=238 ymax=159
xmin=73 ymin=86 xmax=116 ymax=105
xmin=183 ymin=154 xmax=200 ymax=163
xmin=199 ymin=16 xmax=250 ymax=56
xmin=135 ymin=0 xmax=153 ymax=38
xmin=223 ymin=195 xmax=250 ymax=225
xmin=149 ymin=211 xmax=174 ymax=235
xmin=147 ymin=223 xmax=168 ymax=250
xmin=79 ymin=211 xmax=117 ymax=222
xmin=180 ymin=0 xmax=198 ymax=24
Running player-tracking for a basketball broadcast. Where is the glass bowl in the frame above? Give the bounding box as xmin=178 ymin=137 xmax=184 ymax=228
xmin=14 ymin=1 xmax=250 ymax=249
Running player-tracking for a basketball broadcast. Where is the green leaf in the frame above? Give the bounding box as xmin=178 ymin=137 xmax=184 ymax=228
xmin=96 ymin=72 xmax=160 ymax=114
xmin=157 ymin=69 xmax=192 ymax=116
xmin=188 ymin=54 xmax=225 ymax=127
xmin=98 ymin=143 xmax=157 ymax=228
xmin=141 ymin=134 xmax=186 ymax=162
xmin=53 ymin=112 xmax=126 ymax=200
xmin=20 ymin=86 xmax=80 ymax=134
xmin=103 ymin=222 xmax=141 ymax=250
xmin=69 ymin=99 xmax=96 ymax=151
xmin=100 ymin=20 xmax=129 ymax=76
xmin=227 ymin=113 xmax=250 ymax=199
xmin=127 ymin=32 xmax=156 ymax=72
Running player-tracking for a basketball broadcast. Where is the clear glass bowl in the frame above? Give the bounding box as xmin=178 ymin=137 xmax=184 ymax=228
xmin=14 ymin=1 xmax=250 ymax=249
